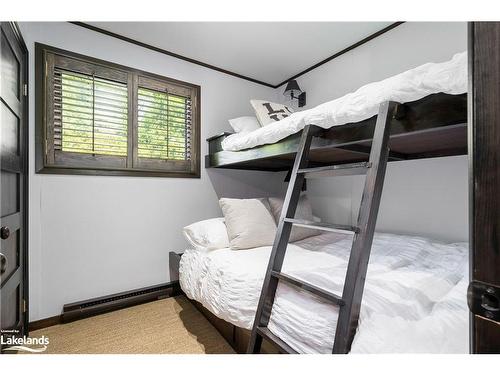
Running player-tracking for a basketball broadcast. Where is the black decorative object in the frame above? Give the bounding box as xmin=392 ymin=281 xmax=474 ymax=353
xmin=284 ymin=79 xmax=306 ymax=107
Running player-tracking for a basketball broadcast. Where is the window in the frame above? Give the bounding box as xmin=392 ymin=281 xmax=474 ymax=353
xmin=35 ymin=43 xmax=200 ymax=177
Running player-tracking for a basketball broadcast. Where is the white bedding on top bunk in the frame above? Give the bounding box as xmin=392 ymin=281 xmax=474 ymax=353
xmin=179 ymin=232 xmax=469 ymax=353
xmin=222 ymin=52 xmax=468 ymax=152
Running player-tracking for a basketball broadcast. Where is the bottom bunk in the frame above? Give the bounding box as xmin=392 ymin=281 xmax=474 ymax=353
xmin=175 ymin=231 xmax=469 ymax=354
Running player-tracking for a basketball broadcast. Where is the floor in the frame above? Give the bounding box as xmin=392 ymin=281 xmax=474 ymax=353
xmin=28 ymin=296 xmax=235 ymax=354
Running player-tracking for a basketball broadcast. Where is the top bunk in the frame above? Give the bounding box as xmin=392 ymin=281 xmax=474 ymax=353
xmin=206 ymin=92 xmax=467 ymax=171
xmin=205 ymin=51 xmax=468 ymax=171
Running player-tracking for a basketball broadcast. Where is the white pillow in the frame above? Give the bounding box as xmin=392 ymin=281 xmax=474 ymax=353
xmin=219 ymin=198 xmax=277 ymax=250
xmin=228 ymin=116 xmax=261 ymax=133
xmin=250 ymin=99 xmax=294 ymax=126
xmin=182 ymin=218 xmax=230 ymax=250
xmin=268 ymin=195 xmax=321 ymax=242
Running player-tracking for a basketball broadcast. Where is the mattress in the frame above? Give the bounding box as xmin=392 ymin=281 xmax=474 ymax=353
xmin=179 ymin=232 xmax=469 ymax=353
xmin=222 ymin=52 xmax=467 ymax=152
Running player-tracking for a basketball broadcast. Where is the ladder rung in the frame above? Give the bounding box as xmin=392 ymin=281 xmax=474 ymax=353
xmin=271 ymin=271 xmax=345 ymax=306
xmin=298 ymin=162 xmax=371 ymax=178
xmin=284 ymin=218 xmax=359 ymax=234
xmin=256 ymin=327 xmax=298 ymax=354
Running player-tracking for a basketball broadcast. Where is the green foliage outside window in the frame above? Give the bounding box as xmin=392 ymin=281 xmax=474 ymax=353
xmin=137 ymin=87 xmax=188 ymax=160
xmin=59 ymin=71 xmax=189 ymax=161
xmin=59 ymin=71 xmax=128 ymax=156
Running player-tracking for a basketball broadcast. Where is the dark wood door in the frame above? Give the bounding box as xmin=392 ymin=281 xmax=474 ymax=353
xmin=0 ymin=22 xmax=28 ymax=350
xmin=468 ymin=22 xmax=500 ymax=353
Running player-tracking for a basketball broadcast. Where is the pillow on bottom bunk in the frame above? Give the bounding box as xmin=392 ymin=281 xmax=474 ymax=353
xmin=183 ymin=217 xmax=230 ymax=250
xmin=268 ymin=195 xmax=321 ymax=242
xmin=219 ymin=198 xmax=277 ymax=250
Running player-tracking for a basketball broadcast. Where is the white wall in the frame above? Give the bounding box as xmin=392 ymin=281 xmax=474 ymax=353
xmin=19 ymin=22 xmax=281 ymax=321
xmin=21 ymin=21 xmax=469 ymax=322
xmin=281 ymin=22 xmax=469 ymax=243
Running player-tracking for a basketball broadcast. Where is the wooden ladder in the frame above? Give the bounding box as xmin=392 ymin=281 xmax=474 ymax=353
xmin=247 ymin=101 xmax=399 ymax=354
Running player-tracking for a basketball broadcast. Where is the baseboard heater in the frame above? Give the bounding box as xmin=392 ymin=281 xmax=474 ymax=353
xmin=62 ymin=281 xmax=181 ymax=323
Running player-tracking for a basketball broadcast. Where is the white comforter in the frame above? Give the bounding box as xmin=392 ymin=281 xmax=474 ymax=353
xmin=222 ymin=52 xmax=467 ymax=151
xmin=179 ymin=232 xmax=468 ymax=353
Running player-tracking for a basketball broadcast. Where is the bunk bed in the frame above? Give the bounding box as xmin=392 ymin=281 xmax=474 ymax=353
xmin=188 ymin=61 xmax=470 ymax=353
xmin=196 ymin=93 xmax=468 ymax=354
xmin=176 ymin=37 xmax=500 ymax=353
xmin=191 ymin=53 xmax=470 ymax=354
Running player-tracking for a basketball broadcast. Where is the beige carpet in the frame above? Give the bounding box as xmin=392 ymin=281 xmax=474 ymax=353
xmin=29 ymin=296 xmax=235 ymax=354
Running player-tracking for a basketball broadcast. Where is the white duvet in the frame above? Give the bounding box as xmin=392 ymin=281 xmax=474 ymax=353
xmin=222 ymin=52 xmax=467 ymax=152
xmin=179 ymin=232 xmax=469 ymax=353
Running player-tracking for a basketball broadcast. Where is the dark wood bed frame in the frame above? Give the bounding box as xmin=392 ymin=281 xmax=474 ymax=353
xmin=192 ymin=299 xmax=278 ymax=354
xmin=181 ymin=22 xmax=500 ymax=354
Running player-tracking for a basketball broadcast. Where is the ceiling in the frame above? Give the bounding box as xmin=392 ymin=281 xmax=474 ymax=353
xmin=85 ymin=22 xmax=395 ymax=87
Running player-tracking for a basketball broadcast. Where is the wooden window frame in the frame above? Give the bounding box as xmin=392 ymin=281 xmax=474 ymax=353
xmin=35 ymin=43 xmax=201 ymax=178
